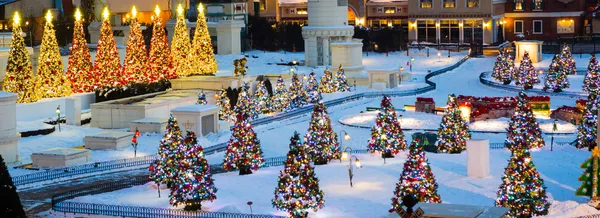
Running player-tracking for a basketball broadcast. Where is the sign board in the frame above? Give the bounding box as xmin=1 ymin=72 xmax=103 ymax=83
xmin=557 ymin=21 xmax=574 ymax=34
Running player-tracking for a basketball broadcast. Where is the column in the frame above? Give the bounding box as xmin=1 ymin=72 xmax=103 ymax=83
xmin=322 ymin=37 xmax=330 ymax=66
xmin=215 ymin=20 xmax=245 ymax=55
xmin=304 ymin=36 xmax=317 ymax=67
xmin=0 ymin=92 xmax=19 ymax=164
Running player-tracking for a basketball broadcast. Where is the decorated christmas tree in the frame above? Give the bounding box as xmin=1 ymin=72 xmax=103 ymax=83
xmin=335 ymin=65 xmax=351 ymax=92
xmin=272 ymin=132 xmax=325 ymax=217
xmin=254 ymin=81 xmax=272 ymax=114
xmin=169 ymin=131 xmax=217 ymax=211
xmin=150 ymin=114 xmax=184 ymax=187
xmin=495 ymin=147 xmax=550 ymax=216
xmin=171 ymin=4 xmax=194 ymax=78
xmin=223 ymin=113 xmax=264 ymax=175
xmin=306 ymin=72 xmax=321 ymax=104
xmin=505 ymin=92 xmax=545 ymax=151
xmin=191 ymin=3 xmax=218 ymax=75
xmin=436 ymin=94 xmax=471 ymax=153
xmin=216 ymin=89 xmax=233 ymax=121
xmin=121 ymin=6 xmax=148 ymax=83
xmin=66 ymin=8 xmax=94 ymax=93
xmin=2 ymin=12 xmax=41 ymax=103
xmin=0 ymin=155 xmax=26 ymax=218
xmin=36 ymin=11 xmax=72 ymax=98
xmin=544 ymin=54 xmax=569 ymax=92
xmin=391 ymin=139 xmax=441 ymax=209
xmin=576 ymin=147 xmax=600 ymax=208
xmin=576 ymin=94 xmax=600 ymax=150
xmin=367 ymin=96 xmax=407 ymax=158
xmin=271 ymin=76 xmax=291 ymax=112
xmin=235 ymin=82 xmax=258 ymax=119
xmin=516 ymin=51 xmax=539 ymax=89
xmin=196 ymin=91 xmax=207 ymax=105
xmin=91 ymin=7 xmax=122 ymax=87
xmin=560 ymin=45 xmax=577 ymax=75
xmin=318 ymin=69 xmax=336 ymax=93
xmin=491 ymin=52 xmax=510 ymax=84
xmin=506 ymin=53 xmax=517 ymax=81
xmin=289 ymin=73 xmax=307 ymax=109
xmin=304 ymin=103 xmax=339 ymax=165
xmin=584 ymin=55 xmax=600 ymax=95
xmin=147 ymin=5 xmax=176 ymax=81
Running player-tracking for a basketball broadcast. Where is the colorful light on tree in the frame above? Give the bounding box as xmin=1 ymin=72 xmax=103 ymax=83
xmin=576 ymin=93 xmax=600 ymax=150
xmin=196 ymin=91 xmax=207 ymax=105
xmin=150 ymin=114 xmax=184 ymax=188
xmin=92 ymin=7 xmax=122 ymax=87
xmin=306 ymin=72 xmax=322 ymax=104
xmin=544 ymin=54 xmax=570 ymax=92
xmin=147 ymin=5 xmax=176 ymax=81
xmin=318 ymin=69 xmax=336 ymax=93
xmin=216 ymin=89 xmax=233 ymax=121
xmin=515 ymin=51 xmax=539 ymax=90
xmin=367 ymin=96 xmax=407 ymax=158
xmin=223 ymin=113 xmax=264 ymax=175
xmin=304 ymin=103 xmax=339 ymax=165
xmin=254 ymin=81 xmax=272 ymax=114
xmin=335 ymin=65 xmax=350 ymax=92
xmin=235 ymin=82 xmax=258 ymax=120
xmin=271 ymin=76 xmax=291 ymax=112
xmin=289 ymin=73 xmax=307 ymax=109
xmin=584 ymin=55 xmax=600 ymax=95
xmin=66 ymin=8 xmax=94 ymax=93
xmin=436 ymin=94 xmax=471 ymax=153
xmin=505 ymin=92 xmax=545 ymax=151
xmin=560 ymin=45 xmax=577 ymax=75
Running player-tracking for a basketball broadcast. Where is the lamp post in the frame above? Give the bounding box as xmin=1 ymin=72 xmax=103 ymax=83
xmin=399 ymin=66 xmax=405 ymax=85
xmin=339 ymin=131 xmax=351 ymax=163
xmin=347 ymin=155 xmax=361 ymax=187
xmin=551 ymin=119 xmax=558 ymax=151
xmin=410 ymin=57 xmax=414 ymax=72
xmin=56 ymin=105 xmax=61 ymax=132
xmin=437 ymin=52 xmax=441 ymax=60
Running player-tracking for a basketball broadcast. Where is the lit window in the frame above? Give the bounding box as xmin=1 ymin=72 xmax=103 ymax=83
xmin=420 ymin=0 xmax=432 ymax=8
xmin=467 ymin=0 xmax=479 ymax=8
xmin=260 ymin=0 xmax=267 ymax=10
xmin=514 ymin=20 xmax=523 ymax=34
xmin=514 ymin=0 xmax=523 ymax=10
xmin=533 ymin=20 xmax=542 ymax=34
xmin=443 ymin=0 xmax=455 ymax=8
xmin=533 ymin=0 xmax=543 ymax=10
xmin=296 ymin=8 xmax=307 ymax=15
xmin=384 ymin=7 xmax=396 ymax=14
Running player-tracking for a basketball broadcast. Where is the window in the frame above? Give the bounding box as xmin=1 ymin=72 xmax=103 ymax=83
xmin=420 ymin=0 xmax=433 ymax=8
xmin=514 ymin=20 xmax=524 ymax=33
xmin=393 ymin=19 xmax=401 ymax=28
xmin=288 ymin=8 xmax=296 ymax=14
xmin=443 ymin=0 xmax=455 ymax=8
xmin=514 ymin=0 xmax=523 ymax=10
xmin=384 ymin=7 xmax=396 ymax=14
xmin=533 ymin=0 xmax=543 ymax=10
xmin=467 ymin=0 xmax=479 ymax=7
xmin=417 ymin=20 xmax=436 ymax=43
xmin=296 ymin=8 xmax=307 ymax=15
xmin=463 ymin=20 xmax=483 ymax=44
xmin=260 ymin=0 xmax=266 ymax=10
xmin=532 ymin=20 xmax=542 ymax=34
xmin=440 ymin=20 xmax=459 ymax=43
xmin=371 ymin=20 xmax=380 ymax=28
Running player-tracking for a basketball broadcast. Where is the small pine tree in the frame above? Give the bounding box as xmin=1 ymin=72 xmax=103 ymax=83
xmin=495 ymin=147 xmax=550 ymax=216
xmin=150 ymin=114 xmax=184 ymax=188
xmin=2 ymin=12 xmax=41 ymax=103
xmin=576 ymin=147 xmax=600 ymax=207
xmin=318 ymin=69 xmax=336 ymax=93
xmin=147 ymin=7 xmax=176 ymax=81
xmin=306 ymin=72 xmax=322 ymax=104
xmin=367 ymin=96 xmax=407 ymax=158
xmin=235 ymin=82 xmax=258 ymax=120
xmin=223 ymin=113 xmax=265 ymax=175
xmin=436 ymin=94 xmax=471 ymax=153
xmin=255 ymin=81 xmax=272 ymax=114
xmin=196 ymin=91 xmax=207 ymax=105
xmin=36 ymin=11 xmax=72 ymax=98
xmin=560 ymin=45 xmax=577 ymax=75
xmin=391 ymin=139 xmax=441 ymax=209
xmin=289 ymin=73 xmax=307 ymax=109
xmin=506 ymin=53 xmax=517 ymax=81
xmin=576 ymin=94 xmax=600 ymax=150
xmin=121 ymin=7 xmax=148 ymax=83
xmin=505 ymin=92 xmax=545 ymax=151
xmin=191 ymin=3 xmax=218 ymax=75
xmin=171 ymin=4 xmax=194 ymax=78
xmin=271 ymin=76 xmax=291 ymax=112
xmin=272 ymin=132 xmax=325 ymax=217
xmin=544 ymin=54 xmax=570 ymax=92
xmin=304 ymin=103 xmax=339 ymax=165
xmin=66 ymin=9 xmax=94 ymax=93
xmin=92 ymin=7 xmax=122 ymax=87
xmin=0 ymin=155 xmax=26 ymax=218
xmin=584 ymin=55 xmax=600 ymax=95
xmin=491 ymin=53 xmax=509 ymax=83
xmin=335 ymin=65 xmax=351 ymax=92
xmin=216 ymin=89 xmax=233 ymax=121
xmin=169 ymin=131 xmax=217 ymax=211
xmin=516 ymin=51 xmax=539 ymax=89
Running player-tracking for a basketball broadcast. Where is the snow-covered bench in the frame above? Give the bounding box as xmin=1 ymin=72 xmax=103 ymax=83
xmin=31 ymin=148 xmax=91 ymax=168
xmin=84 ymin=131 xmax=134 ymax=150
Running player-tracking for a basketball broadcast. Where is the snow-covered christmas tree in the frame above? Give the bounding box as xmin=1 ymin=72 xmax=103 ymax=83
xmin=505 ymin=92 xmax=545 ymax=151
xmin=516 ymin=51 xmax=539 ymax=89
xmin=367 ymin=96 xmax=407 ymax=158
xmin=304 ymin=103 xmax=339 ymax=165
xmin=223 ymin=113 xmax=264 ymax=175
xmin=576 ymin=93 xmax=600 ymax=150
xmin=271 ymin=76 xmax=291 ymax=112
xmin=306 ymin=72 xmax=322 ymax=104
xmin=436 ymin=94 xmax=470 ymax=153
xmin=289 ymin=73 xmax=307 ymax=109
xmin=255 ymin=81 xmax=272 ymax=114
xmin=584 ymin=55 xmax=600 ymax=95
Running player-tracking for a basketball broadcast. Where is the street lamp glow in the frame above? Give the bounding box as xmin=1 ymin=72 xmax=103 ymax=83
xmin=56 ymin=106 xmax=60 ymax=115
xmin=132 ymin=6 xmax=138 ymax=18
xmin=75 ymin=8 xmax=82 ymax=21
xmin=355 ymin=158 xmax=362 ymax=168
xmin=102 ymin=7 xmax=110 ymax=20
xmin=341 ymin=151 xmax=348 ymax=161
xmin=13 ymin=12 xmax=20 ymax=26
xmin=177 ymin=4 xmax=184 ymax=17
xmin=344 ymin=132 xmax=350 ymax=140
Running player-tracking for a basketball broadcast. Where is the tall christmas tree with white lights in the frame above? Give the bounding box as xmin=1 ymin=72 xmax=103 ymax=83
xmin=272 ymin=132 xmax=325 ymax=217
xmin=169 ymin=131 xmax=217 ymax=211
xmin=191 ymin=3 xmax=218 ymax=75
xmin=66 ymin=8 xmax=94 ymax=93
xmin=255 ymin=81 xmax=272 ymax=114
xmin=121 ymin=6 xmax=148 ymax=83
xmin=35 ymin=11 xmax=72 ymax=98
xmin=272 ymin=76 xmax=291 ymax=112
xmin=367 ymin=96 xmax=407 ymax=158
xmin=584 ymin=55 xmax=600 ymax=95
xmin=391 ymin=138 xmax=441 ymax=209
xmin=223 ymin=113 xmax=264 ymax=175
xmin=505 ymin=92 xmax=545 ymax=151
xmin=576 ymin=93 xmax=600 ymax=151
xmin=436 ymin=94 xmax=470 ymax=153
xmin=147 ymin=6 xmax=176 ymax=81
xmin=92 ymin=7 xmax=122 ymax=87
xmin=306 ymin=72 xmax=321 ymax=104
xmin=304 ymin=103 xmax=339 ymax=165
xmin=2 ymin=12 xmax=41 ymax=103
xmin=171 ymin=4 xmax=194 ymax=77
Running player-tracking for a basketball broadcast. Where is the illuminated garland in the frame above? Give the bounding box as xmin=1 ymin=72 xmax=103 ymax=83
xmin=222 ymin=113 xmax=265 ymax=174
xmin=306 ymin=72 xmax=321 ymax=104
xmin=304 ymin=103 xmax=339 ymax=165
xmin=271 ymin=76 xmax=291 ymax=112
xmin=391 ymin=138 xmax=441 ymax=211
xmin=367 ymin=96 xmax=407 ymax=157
xmin=576 ymin=93 xmax=600 ymax=150
xmin=505 ymin=92 xmax=545 ymax=151
xmin=150 ymin=114 xmax=184 ymax=188
xmin=436 ymin=94 xmax=471 ymax=153
xmin=272 ymin=131 xmax=325 ymax=217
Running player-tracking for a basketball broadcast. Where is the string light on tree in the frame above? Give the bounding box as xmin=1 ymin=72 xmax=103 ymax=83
xmin=436 ymin=94 xmax=471 ymax=153
xmin=66 ymin=8 xmax=94 ymax=93
xmin=335 ymin=65 xmax=350 ymax=92
xmin=318 ymin=69 xmax=336 ymax=93
xmin=271 ymin=76 xmax=291 ymax=112
xmin=121 ymin=6 xmax=149 ymax=83
xmin=150 ymin=114 xmax=185 ymax=189
xmin=36 ymin=10 xmax=72 ymax=98
xmin=304 ymin=103 xmax=339 ymax=165
xmin=254 ymin=81 xmax=272 ymax=114
xmin=544 ymin=54 xmax=570 ymax=92
xmin=196 ymin=91 xmax=207 ymax=105
xmin=191 ymin=3 xmax=218 ymax=75
xmin=92 ymin=7 xmax=122 ymax=87
xmin=367 ymin=96 xmax=407 ymax=158
xmin=583 ymin=55 xmax=600 ymax=95
xmin=235 ymin=82 xmax=258 ymax=120
xmin=306 ymin=72 xmax=322 ymax=104
xmin=505 ymin=92 xmax=545 ymax=151
xmin=515 ymin=51 xmax=540 ymax=90
xmin=289 ymin=73 xmax=307 ymax=109
xmin=576 ymin=93 xmax=600 ymax=151
xmin=223 ymin=113 xmax=265 ymax=175
xmin=147 ymin=5 xmax=176 ymax=81
xmin=171 ymin=3 xmax=194 ymax=77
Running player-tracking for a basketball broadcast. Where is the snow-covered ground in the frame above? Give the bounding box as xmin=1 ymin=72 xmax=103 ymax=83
xmin=481 ymin=72 xmax=586 ymax=95
xmin=68 ymin=146 xmax=598 ymax=217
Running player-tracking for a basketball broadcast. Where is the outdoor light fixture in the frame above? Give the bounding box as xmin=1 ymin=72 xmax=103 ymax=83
xmin=355 ymin=158 xmax=362 ymax=168
xmin=56 ymin=106 xmax=61 ymax=132
xmin=344 ymin=132 xmax=351 ymax=141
